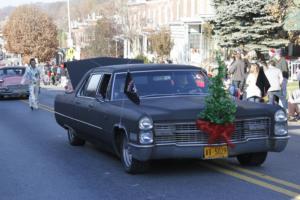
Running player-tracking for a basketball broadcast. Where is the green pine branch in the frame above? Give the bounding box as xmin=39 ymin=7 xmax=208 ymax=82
xmin=198 ymin=55 xmax=237 ymax=124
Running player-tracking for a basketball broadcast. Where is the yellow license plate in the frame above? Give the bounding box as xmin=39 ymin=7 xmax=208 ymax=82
xmin=204 ymin=145 xmax=228 ymax=159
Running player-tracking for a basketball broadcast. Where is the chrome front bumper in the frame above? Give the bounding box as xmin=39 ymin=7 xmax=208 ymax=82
xmin=0 ymin=90 xmax=29 ymax=97
xmin=129 ymin=136 xmax=289 ymax=161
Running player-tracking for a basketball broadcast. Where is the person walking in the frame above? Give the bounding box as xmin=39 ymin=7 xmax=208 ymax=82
xmin=256 ymin=60 xmax=270 ymax=102
xmin=265 ymin=60 xmax=288 ymax=109
xmin=275 ymin=51 xmax=289 ymax=100
xmin=288 ymin=89 xmax=300 ymax=121
xmin=228 ymin=50 xmax=247 ymax=99
xmin=21 ymin=58 xmax=40 ymax=110
xmin=296 ymin=66 xmax=300 ymax=89
xmin=245 ymin=63 xmax=261 ymax=102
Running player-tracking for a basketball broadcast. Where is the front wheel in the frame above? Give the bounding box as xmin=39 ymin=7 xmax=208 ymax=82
xmin=67 ymin=128 xmax=85 ymax=146
xmin=237 ymin=152 xmax=268 ymax=166
xmin=120 ymin=134 xmax=149 ymax=174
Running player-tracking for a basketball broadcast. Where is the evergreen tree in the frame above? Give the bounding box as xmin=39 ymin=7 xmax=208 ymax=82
xmin=212 ymin=0 xmax=290 ymax=51
xmin=199 ymin=55 xmax=236 ymax=124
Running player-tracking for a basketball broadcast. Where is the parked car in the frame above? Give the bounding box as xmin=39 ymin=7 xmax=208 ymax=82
xmin=0 ymin=66 xmax=29 ymax=99
xmin=54 ymin=63 xmax=289 ymax=174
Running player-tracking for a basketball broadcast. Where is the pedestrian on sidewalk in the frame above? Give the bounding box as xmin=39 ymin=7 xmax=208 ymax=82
xmin=228 ymin=50 xmax=247 ymax=99
xmin=296 ymin=66 xmax=300 ymax=89
xmin=275 ymin=50 xmax=289 ymax=100
xmin=245 ymin=63 xmax=261 ymax=102
xmin=265 ymin=60 xmax=288 ymax=109
xmin=21 ymin=58 xmax=40 ymax=110
xmin=256 ymin=60 xmax=270 ymax=103
xmin=288 ymin=89 xmax=300 ymax=121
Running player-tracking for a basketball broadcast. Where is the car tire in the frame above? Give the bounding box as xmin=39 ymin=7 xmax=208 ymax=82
xmin=120 ymin=134 xmax=149 ymax=174
xmin=67 ymin=128 xmax=85 ymax=146
xmin=237 ymin=152 xmax=268 ymax=166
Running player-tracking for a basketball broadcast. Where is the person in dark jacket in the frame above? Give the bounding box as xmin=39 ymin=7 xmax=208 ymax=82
xmin=228 ymin=51 xmax=247 ymax=94
xmin=256 ymin=61 xmax=270 ymax=102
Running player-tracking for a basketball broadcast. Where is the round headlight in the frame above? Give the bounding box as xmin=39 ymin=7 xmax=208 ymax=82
xmin=140 ymin=131 xmax=153 ymax=144
xmin=139 ymin=117 xmax=153 ymax=130
xmin=274 ymin=124 xmax=288 ymax=136
xmin=275 ymin=110 xmax=287 ymax=122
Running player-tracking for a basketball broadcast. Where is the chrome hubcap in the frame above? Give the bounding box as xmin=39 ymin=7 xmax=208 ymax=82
xmin=123 ymin=137 xmax=132 ymax=167
xmin=68 ymin=129 xmax=75 ymax=141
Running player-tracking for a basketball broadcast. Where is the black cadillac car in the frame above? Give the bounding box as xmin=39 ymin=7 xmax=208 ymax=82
xmin=54 ymin=63 xmax=289 ymax=174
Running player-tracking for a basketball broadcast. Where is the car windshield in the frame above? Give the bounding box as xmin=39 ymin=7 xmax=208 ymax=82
xmin=113 ymin=70 xmax=208 ymax=100
xmin=1 ymin=68 xmax=25 ymax=77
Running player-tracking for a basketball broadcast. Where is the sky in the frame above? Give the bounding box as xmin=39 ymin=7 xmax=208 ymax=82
xmin=0 ymin=0 xmax=65 ymax=8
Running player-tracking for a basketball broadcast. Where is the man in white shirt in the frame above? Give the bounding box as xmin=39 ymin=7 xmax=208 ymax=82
xmin=21 ymin=58 xmax=40 ymax=110
xmin=264 ymin=60 xmax=287 ymax=109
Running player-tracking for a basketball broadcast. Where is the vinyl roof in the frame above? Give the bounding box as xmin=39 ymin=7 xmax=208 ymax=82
xmin=93 ymin=64 xmax=203 ymax=73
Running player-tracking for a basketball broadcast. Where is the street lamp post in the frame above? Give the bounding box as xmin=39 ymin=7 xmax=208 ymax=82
xmin=67 ymin=0 xmax=73 ymax=48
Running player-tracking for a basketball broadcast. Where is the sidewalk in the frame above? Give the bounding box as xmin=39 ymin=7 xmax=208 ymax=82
xmin=288 ymin=121 xmax=300 ymax=130
xmin=41 ymin=84 xmax=65 ymax=91
xmin=288 ymin=121 xmax=300 ymax=140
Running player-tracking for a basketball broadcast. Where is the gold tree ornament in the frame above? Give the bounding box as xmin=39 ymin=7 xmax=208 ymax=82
xmin=3 ymin=5 xmax=58 ymax=62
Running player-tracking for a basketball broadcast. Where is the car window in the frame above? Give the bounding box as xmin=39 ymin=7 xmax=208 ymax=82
xmin=113 ymin=70 xmax=208 ymax=100
xmin=5 ymin=68 xmax=25 ymax=76
xmin=98 ymin=74 xmax=111 ymax=99
xmin=81 ymin=74 xmax=102 ymax=98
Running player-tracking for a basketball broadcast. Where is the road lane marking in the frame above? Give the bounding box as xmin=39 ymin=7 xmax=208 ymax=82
xmin=21 ymin=100 xmax=300 ymax=198
xmin=293 ymin=195 xmax=300 ymax=200
xmin=201 ymin=162 xmax=300 ymax=198
xmin=213 ymin=160 xmax=300 ymax=191
xmin=39 ymin=103 xmax=54 ymax=111
xmin=21 ymin=100 xmax=54 ymax=113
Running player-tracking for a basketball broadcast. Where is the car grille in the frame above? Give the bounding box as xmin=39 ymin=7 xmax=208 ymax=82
xmin=7 ymin=84 xmax=28 ymax=90
xmin=154 ymin=118 xmax=270 ymax=145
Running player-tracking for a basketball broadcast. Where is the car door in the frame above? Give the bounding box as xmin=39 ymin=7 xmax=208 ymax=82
xmin=73 ymin=73 xmax=102 ymax=140
xmin=86 ymin=73 xmax=113 ymax=142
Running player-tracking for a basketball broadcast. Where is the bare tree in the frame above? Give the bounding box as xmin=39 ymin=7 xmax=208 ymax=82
xmin=81 ymin=17 xmax=120 ymax=58
xmin=3 ymin=5 xmax=58 ymax=63
xmin=149 ymin=28 xmax=173 ymax=61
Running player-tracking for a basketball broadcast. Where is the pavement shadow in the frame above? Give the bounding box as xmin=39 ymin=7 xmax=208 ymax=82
xmin=0 ymin=97 xmax=28 ymax=101
xmin=148 ymin=159 xmax=210 ymax=175
xmin=84 ymin=142 xmax=210 ymax=175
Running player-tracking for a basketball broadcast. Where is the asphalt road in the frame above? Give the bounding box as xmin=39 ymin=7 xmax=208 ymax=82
xmin=1 ymin=88 xmax=300 ymax=200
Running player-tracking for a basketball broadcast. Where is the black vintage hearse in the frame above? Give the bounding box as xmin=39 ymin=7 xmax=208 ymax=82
xmin=54 ymin=61 xmax=289 ymax=174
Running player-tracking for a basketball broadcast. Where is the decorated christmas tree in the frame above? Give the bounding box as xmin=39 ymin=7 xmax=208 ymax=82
xmin=212 ymin=0 xmax=290 ymax=51
xmin=196 ymin=55 xmax=237 ymax=147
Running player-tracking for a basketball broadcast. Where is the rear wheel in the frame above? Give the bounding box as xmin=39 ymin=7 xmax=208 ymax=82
xmin=120 ymin=134 xmax=149 ymax=174
xmin=237 ymin=152 xmax=268 ymax=166
xmin=67 ymin=128 xmax=85 ymax=146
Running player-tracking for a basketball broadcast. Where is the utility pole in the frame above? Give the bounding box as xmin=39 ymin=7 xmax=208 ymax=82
xmin=67 ymin=0 xmax=73 ymax=48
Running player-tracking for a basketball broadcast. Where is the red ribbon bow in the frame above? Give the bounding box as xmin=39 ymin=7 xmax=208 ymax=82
xmin=196 ymin=120 xmax=235 ymax=148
